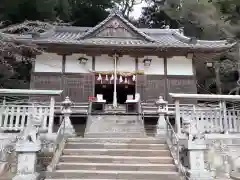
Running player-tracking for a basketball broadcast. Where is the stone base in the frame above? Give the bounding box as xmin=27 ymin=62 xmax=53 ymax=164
xmin=65 ymin=127 xmax=76 ymax=137
xmin=12 ymin=172 xmax=40 ymax=180
xmin=15 ymin=141 xmax=41 ymax=152
xmin=188 ymin=170 xmax=213 ymax=180
xmin=155 ymin=128 xmax=167 ymax=138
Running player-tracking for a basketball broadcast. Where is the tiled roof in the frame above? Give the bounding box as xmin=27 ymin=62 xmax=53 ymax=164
xmin=5 ymin=11 xmax=236 ymax=51
xmin=17 ymin=29 xmax=233 ymax=50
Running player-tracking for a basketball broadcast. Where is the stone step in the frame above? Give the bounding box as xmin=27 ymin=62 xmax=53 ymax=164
xmin=56 ymin=162 xmax=177 ymax=171
xmin=66 ymin=142 xmax=168 ymax=150
xmin=60 ymin=155 xmax=173 ymax=164
xmin=85 ymin=129 xmax=146 ymax=132
xmin=67 ymin=137 xmax=165 ymax=144
xmin=45 ymin=170 xmax=179 ymax=180
xmin=84 ymin=133 xmax=146 ymax=138
xmin=63 ymin=148 xmax=171 ymax=157
xmin=46 ymin=179 xmax=130 ymax=180
xmin=46 ymin=179 xmax=129 ymax=180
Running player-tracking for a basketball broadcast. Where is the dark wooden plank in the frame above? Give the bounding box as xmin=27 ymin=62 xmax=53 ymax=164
xmin=30 ymin=73 xmax=62 ymax=101
xmin=167 ymin=75 xmax=197 ymax=103
xmin=136 ymin=75 xmax=146 ymax=100
xmin=63 ymin=73 xmax=94 ymax=102
xmin=145 ymin=75 xmax=165 ymax=101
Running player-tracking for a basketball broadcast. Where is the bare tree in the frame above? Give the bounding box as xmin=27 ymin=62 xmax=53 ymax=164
xmin=115 ymin=0 xmax=144 ymax=18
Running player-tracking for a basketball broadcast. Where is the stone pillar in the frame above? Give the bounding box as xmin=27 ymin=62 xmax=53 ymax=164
xmin=62 ymin=96 xmax=76 ymax=137
xmin=182 ymin=117 xmax=213 ymax=180
xmin=13 ymin=116 xmax=42 ymax=180
xmin=155 ymin=96 xmax=168 ymax=137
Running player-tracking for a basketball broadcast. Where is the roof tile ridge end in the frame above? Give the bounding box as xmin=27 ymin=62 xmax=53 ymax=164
xmin=40 ymin=26 xmax=56 ymax=38
xmin=172 ymin=31 xmax=191 ymax=43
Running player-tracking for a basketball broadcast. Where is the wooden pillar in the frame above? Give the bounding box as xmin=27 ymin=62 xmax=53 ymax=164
xmin=135 ymin=57 xmax=138 ymax=95
xmin=164 ymin=57 xmax=168 ymax=100
xmin=92 ymin=56 xmax=95 ymax=96
xmin=30 ymin=56 xmax=36 ymax=89
xmin=61 ymin=55 xmax=66 ymax=100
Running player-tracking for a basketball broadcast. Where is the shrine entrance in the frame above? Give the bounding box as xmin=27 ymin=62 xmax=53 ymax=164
xmin=95 ymin=84 xmax=113 ymax=104
xmin=94 ymin=73 xmax=136 ymax=105
xmin=117 ymin=84 xmax=135 ymax=104
xmin=94 ymin=84 xmax=135 ymax=104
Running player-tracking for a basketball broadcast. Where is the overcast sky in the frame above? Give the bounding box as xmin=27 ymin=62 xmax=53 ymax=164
xmin=130 ymin=1 xmax=147 ymax=19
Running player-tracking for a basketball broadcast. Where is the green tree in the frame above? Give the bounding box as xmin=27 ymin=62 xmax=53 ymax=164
xmin=69 ymin=0 xmax=115 ymax=26
xmin=0 ymin=0 xmax=57 ymax=23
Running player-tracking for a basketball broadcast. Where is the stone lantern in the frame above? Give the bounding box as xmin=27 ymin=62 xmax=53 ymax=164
xmin=155 ymin=96 xmax=168 ymax=137
xmin=155 ymin=96 xmax=168 ymax=113
xmin=62 ymin=96 xmax=76 ymax=137
xmin=182 ymin=115 xmax=191 ymax=136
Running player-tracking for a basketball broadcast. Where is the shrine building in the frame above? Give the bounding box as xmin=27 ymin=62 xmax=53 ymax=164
xmin=8 ymin=11 xmax=235 ymax=104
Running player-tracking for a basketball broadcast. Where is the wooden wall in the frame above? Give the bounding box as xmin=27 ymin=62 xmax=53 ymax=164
xmin=31 ymin=73 xmax=196 ymax=103
xmin=136 ymin=75 xmax=197 ymax=103
xmin=31 ymin=72 xmax=94 ymax=102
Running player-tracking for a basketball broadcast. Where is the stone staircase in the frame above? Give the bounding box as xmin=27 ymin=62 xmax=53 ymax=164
xmin=44 ymin=115 xmax=180 ymax=180
xmin=104 ymin=104 xmax=126 ymax=114
xmin=84 ymin=115 xmax=146 ymax=138
xmin=44 ymin=137 xmax=180 ymax=180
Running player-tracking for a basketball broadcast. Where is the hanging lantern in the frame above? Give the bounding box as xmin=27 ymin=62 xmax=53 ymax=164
xmin=119 ymin=76 xmax=123 ymax=83
xmin=132 ymin=75 xmax=136 ymax=81
xmin=105 ymin=75 xmax=109 ymax=81
xmin=124 ymin=77 xmax=128 ymax=84
xmin=97 ymin=74 xmax=102 ymax=81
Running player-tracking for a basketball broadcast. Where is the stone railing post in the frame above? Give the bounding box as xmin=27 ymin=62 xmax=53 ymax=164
xmin=182 ymin=117 xmax=213 ymax=180
xmin=62 ymin=96 xmax=76 ymax=137
xmin=12 ymin=115 xmax=42 ymax=180
xmin=155 ymin=96 xmax=168 ymax=137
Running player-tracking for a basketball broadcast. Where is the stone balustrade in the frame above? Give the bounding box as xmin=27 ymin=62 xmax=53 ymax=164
xmin=10 ymin=96 xmax=75 ymax=180
xmin=0 ymin=89 xmax=62 ymax=134
xmin=154 ymin=94 xmax=240 ymax=180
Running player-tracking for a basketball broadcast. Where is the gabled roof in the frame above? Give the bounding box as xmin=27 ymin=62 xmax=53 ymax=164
xmin=1 ymin=11 xmax=236 ymax=52
xmin=79 ymin=11 xmax=155 ymax=42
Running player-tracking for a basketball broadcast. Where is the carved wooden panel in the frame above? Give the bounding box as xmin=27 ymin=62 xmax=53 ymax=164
xmin=167 ymin=76 xmax=197 ymax=103
xmin=30 ymin=73 xmax=62 ymax=102
xmin=89 ymin=18 xmax=141 ymax=39
xmin=145 ymin=75 xmax=165 ymax=101
xmin=136 ymin=75 xmax=165 ymax=101
xmin=63 ymin=73 xmax=94 ymax=102
xmin=136 ymin=75 xmax=146 ymax=100
xmin=83 ymin=73 xmax=94 ymax=101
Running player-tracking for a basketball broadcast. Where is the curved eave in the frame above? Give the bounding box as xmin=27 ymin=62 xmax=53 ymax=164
xmin=16 ymin=39 xmax=235 ymax=53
